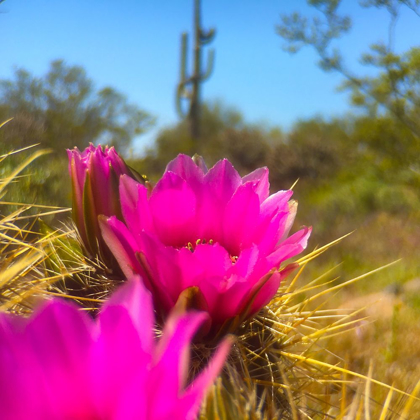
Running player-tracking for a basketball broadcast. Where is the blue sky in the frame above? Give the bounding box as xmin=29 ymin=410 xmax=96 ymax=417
xmin=0 ymin=0 xmax=419 ymax=151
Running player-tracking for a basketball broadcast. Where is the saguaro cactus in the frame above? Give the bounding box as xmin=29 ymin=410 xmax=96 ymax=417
xmin=176 ymin=0 xmax=215 ymax=148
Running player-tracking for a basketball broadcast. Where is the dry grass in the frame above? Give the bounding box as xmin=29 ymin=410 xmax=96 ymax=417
xmin=0 ymin=145 xmax=70 ymax=313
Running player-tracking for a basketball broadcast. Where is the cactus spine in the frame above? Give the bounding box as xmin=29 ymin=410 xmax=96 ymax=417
xmin=176 ymin=0 xmax=215 ymax=148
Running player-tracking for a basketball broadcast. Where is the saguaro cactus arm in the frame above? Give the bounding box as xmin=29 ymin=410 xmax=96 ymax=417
xmin=201 ymin=48 xmax=215 ymax=81
xmin=176 ymin=32 xmax=191 ymax=118
xmin=200 ymin=27 xmax=216 ymax=45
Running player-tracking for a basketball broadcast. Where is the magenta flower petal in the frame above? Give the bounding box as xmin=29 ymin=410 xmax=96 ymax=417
xmin=277 ymin=225 xmax=312 ymax=252
xmin=0 ymin=279 xmax=231 ymax=419
xmin=166 ymin=154 xmax=205 ymax=190
xmin=242 ymin=166 xmax=270 ymax=202
xmin=68 ymin=152 xmax=88 ymax=244
xmin=281 ymin=200 xmax=298 ymax=241
xmin=204 ymin=158 xmax=242 ymax=205
xmin=228 ymin=245 xmax=260 ymax=285
xmin=267 ymin=227 xmax=312 ymax=267
xmin=223 ymin=182 xmax=260 ymax=255
xmin=102 ymin=277 xmax=155 ymax=354
xmin=89 ymin=146 xmax=113 ymax=216
xmin=107 ymin=146 xmax=130 ymax=174
xmin=187 ymin=159 xmax=241 ymax=242
xmin=259 ymin=190 xmax=293 ymax=220
xmin=254 ymin=211 xmax=288 ymax=255
xmin=187 ymin=243 xmax=232 ymax=291
xmin=120 ymin=174 xmax=154 ymax=238
xmin=193 ymin=248 xmax=270 ymax=325
xmin=248 ymin=270 xmax=282 ymax=316
xmin=201 ymin=281 xmax=250 ymax=324
xmin=99 ymin=215 xmax=143 ymax=278
xmin=139 ymin=232 xmax=186 ymax=308
xmin=91 ymin=305 xmax=148 ymax=417
xmin=2 ymin=301 xmax=97 ymax=419
xmin=150 ymin=171 xmax=198 ymax=247
xmin=25 ymin=301 xmax=93 ymax=369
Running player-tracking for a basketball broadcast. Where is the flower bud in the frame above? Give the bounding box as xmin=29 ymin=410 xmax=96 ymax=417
xmin=67 ymin=144 xmax=140 ymax=265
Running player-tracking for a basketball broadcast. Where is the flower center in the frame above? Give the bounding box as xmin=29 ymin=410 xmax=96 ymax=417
xmin=185 ymin=238 xmax=214 ymax=252
xmin=184 ymin=239 xmax=239 ymax=264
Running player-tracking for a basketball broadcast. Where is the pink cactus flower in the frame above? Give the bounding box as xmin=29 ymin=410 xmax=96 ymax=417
xmin=0 ymin=278 xmax=231 ymax=420
xmin=67 ymin=143 xmax=142 ymax=261
xmin=100 ymin=154 xmax=311 ymax=339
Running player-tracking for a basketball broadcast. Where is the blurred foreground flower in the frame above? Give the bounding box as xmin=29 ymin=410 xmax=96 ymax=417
xmin=0 ymin=278 xmax=231 ymax=419
xmin=67 ymin=144 xmax=142 ymax=264
xmin=101 ymin=154 xmax=311 ymax=339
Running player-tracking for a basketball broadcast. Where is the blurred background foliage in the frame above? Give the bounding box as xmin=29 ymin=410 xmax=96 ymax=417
xmin=0 ymin=59 xmax=154 ymax=210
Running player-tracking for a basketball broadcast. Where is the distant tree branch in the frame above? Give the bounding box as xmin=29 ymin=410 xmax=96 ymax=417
xmin=277 ymin=0 xmax=420 ymax=138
